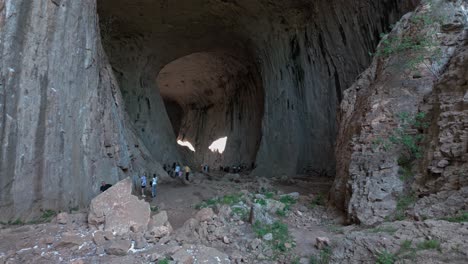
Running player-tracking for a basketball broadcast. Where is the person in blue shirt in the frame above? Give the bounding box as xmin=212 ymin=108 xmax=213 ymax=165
xmin=140 ymin=173 xmax=147 ymax=197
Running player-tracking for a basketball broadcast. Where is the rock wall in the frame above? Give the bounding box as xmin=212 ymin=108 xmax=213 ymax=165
xmin=331 ymin=0 xmax=468 ymax=225
xmin=0 ymin=0 xmax=167 ymax=221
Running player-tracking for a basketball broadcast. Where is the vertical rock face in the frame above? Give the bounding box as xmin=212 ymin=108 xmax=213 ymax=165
xmin=0 ymin=0 xmax=414 ymax=220
xmin=331 ymin=0 xmax=468 ymax=225
xmin=0 ymin=0 xmax=165 ymax=221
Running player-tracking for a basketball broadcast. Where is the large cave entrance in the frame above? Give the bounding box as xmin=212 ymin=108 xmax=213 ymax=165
xmin=97 ymin=0 xmax=412 ymax=178
xmin=157 ymin=51 xmax=264 ymax=169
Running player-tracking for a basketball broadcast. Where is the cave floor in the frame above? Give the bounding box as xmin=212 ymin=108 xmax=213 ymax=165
xmin=145 ymin=172 xmax=341 ymax=259
xmin=0 ymin=173 xmax=343 ymax=263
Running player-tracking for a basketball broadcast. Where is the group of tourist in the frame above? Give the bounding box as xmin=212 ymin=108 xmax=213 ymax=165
xmin=163 ymin=162 xmax=191 ymax=181
xmin=139 ymin=173 xmax=158 ymax=198
xmin=100 ymin=172 xmax=158 ymax=199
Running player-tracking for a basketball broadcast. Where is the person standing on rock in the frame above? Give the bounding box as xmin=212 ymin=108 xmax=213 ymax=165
xmin=140 ymin=173 xmax=147 ymax=197
xmin=151 ymin=174 xmax=158 ymax=198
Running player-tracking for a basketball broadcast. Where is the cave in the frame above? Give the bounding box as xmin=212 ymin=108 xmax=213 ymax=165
xmin=157 ymin=51 xmax=264 ymax=169
xmin=97 ymin=0 xmax=413 ymax=178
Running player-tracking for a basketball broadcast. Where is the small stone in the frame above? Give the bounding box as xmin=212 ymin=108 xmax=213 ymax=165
xmin=316 ymin=237 xmax=330 ymax=249
xmin=437 ymin=159 xmax=449 ymax=168
xmin=250 ymin=238 xmax=262 ymax=249
xmin=263 ymin=233 xmax=273 ymax=241
xmin=223 ymin=236 xmax=230 ymax=244
xmin=40 ymin=235 xmax=55 ymax=245
xmin=284 ymin=243 xmax=292 ymax=249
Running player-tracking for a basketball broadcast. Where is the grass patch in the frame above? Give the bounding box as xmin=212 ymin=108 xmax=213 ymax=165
xmin=10 ymin=218 xmax=24 ymax=225
xmin=310 ymin=193 xmax=325 ymax=208
xmin=441 ymin=212 xmax=468 ymax=223
xmin=417 ymin=239 xmax=440 ymax=251
xmin=195 ymin=193 xmax=245 ymax=209
xmin=231 ymin=207 xmax=248 ymax=220
xmin=255 ymin=198 xmax=267 ymax=206
xmin=326 ymin=225 xmax=343 ymax=234
xmin=40 ymin=210 xmax=57 ymax=222
xmin=310 ymin=246 xmax=332 ymax=264
xmin=276 ymin=209 xmax=287 ymax=217
xmin=393 ymin=194 xmax=417 ymax=221
xmin=279 ymin=195 xmax=297 ymax=206
xmin=253 ymin=221 xmax=295 ymax=253
xmin=150 ymin=206 xmax=159 ymax=212
xmin=158 ymin=258 xmax=169 ymax=264
xmin=375 ymin=250 xmax=396 ymax=264
xmin=220 ymin=193 xmax=243 ymax=205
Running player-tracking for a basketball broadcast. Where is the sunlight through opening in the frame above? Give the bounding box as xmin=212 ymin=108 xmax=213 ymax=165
xmin=177 ymin=140 xmax=196 ymax=152
xmin=209 ymin=137 xmax=227 ymax=154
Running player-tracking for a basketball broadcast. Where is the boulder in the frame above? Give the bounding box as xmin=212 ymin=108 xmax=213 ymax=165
xmin=105 ymin=240 xmax=131 ymax=256
xmin=149 ymin=211 xmax=168 ymax=228
xmin=195 ymin=208 xmax=215 ymax=222
xmin=55 ymin=232 xmax=85 ymax=249
xmin=145 ymin=221 xmax=173 ymax=243
xmin=88 ymin=178 xmax=150 ymax=236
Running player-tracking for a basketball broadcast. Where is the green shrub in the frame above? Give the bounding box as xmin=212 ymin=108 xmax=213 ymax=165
xmin=40 ymin=210 xmax=57 ymax=222
xmin=374 ymin=112 xmax=429 ymax=164
xmin=10 ymin=218 xmax=24 ymax=225
xmin=310 ymin=246 xmax=332 ymax=264
xmin=220 ymin=193 xmax=243 ymax=205
xmin=276 ymin=209 xmax=287 ymax=217
xmin=279 ymin=195 xmax=297 ymax=206
xmin=417 ymin=239 xmax=440 ymax=251
xmin=310 ymin=193 xmax=325 ymax=208
xmin=195 ymin=193 xmax=245 ymax=209
xmin=158 ymin=258 xmax=169 ymax=264
xmin=232 ymin=207 xmax=248 ymax=220
xmin=376 ymin=250 xmax=396 ymax=264
xmin=253 ymin=221 xmax=294 ymax=253
xmin=255 ymin=198 xmax=267 ymax=206
xmin=394 ymin=194 xmax=417 ymax=220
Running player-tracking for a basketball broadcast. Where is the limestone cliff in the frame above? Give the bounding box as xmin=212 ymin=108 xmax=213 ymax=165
xmin=331 ymin=0 xmax=467 ymax=225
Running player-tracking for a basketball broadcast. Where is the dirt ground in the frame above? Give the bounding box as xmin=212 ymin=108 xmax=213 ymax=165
xmin=0 ymin=172 xmax=342 ymax=263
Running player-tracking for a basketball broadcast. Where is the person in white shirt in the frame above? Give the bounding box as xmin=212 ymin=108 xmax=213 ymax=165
xmin=151 ymin=174 xmax=158 ymax=198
